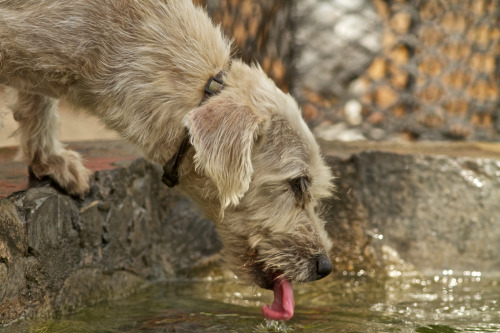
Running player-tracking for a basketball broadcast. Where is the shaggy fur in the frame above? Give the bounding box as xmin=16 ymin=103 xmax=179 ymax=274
xmin=0 ymin=0 xmax=334 ymax=290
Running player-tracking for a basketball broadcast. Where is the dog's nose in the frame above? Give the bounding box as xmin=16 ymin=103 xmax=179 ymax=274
xmin=315 ymin=254 xmax=333 ymax=280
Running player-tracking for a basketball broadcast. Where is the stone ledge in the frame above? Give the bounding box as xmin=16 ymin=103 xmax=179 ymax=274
xmin=324 ymin=140 xmax=500 ymax=276
xmin=1 ymin=140 xmax=500 ymax=324
xmin=0 ymin=142 xmax=221 ymax=324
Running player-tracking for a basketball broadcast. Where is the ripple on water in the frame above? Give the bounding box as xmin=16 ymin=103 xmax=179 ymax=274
xmin=1 ymin=273 xmax=499 ymax=333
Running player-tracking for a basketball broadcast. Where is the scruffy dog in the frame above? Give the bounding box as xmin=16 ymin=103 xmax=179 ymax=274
xmin=1 ymin=0 xmax=334 ymax=321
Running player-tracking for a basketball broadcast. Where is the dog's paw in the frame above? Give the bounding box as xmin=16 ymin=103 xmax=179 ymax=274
xmin=30 ymin=149 xmax=92 ymax=198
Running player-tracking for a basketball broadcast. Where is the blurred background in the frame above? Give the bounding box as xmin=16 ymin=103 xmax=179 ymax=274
xmin=1 ymin=0 xmax=499 ymax=146
xmin=199 ymin=0 xmax=500 ymax=142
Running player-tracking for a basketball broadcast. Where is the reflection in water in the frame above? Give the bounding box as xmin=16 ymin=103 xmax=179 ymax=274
xmin=2 ymin=271 xmax=499 ymax=333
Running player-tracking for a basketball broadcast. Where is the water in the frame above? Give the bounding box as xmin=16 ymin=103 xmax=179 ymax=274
xmin=2 ymin=272 xmax=499 ymax=333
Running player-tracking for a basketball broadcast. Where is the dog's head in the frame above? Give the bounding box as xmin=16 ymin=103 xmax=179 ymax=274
xmin=180 ymin=61 xmax=334 ymax=320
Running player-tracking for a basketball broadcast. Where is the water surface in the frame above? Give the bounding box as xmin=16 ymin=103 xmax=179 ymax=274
xmin=2 ymin=271 xmax=499 ymax=332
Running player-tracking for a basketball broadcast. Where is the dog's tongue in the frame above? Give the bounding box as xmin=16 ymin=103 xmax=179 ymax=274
xmin=262 ymin=277 xmax=295 ymax=321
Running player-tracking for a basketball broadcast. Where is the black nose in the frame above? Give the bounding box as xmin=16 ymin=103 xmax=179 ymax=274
xmin=315 ymin=254 xmax=333 ymax=280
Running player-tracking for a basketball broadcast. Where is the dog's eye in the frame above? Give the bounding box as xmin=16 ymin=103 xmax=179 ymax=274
xmin=288 ymin=176 xmax=311 ymax=207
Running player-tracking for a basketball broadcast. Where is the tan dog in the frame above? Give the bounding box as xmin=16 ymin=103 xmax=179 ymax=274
xmin=0 ymin=0 xmax=334 ymax=321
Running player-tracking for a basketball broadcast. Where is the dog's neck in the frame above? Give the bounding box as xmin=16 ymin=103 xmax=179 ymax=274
xmin=161 ymin=71 xmax=226 ymax=187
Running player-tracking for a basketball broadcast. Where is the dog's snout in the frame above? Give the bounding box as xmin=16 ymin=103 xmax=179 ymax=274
xmin=315 ymin=254 xmax=332 ymax=280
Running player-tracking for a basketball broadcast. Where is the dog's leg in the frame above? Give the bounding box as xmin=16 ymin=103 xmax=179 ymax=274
xmin=9 ymin=89 xmax=91 ymax=197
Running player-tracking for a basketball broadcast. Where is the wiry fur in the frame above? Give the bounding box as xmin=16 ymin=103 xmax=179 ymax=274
xmin=0 ymin=0 xmax=334 ymax=289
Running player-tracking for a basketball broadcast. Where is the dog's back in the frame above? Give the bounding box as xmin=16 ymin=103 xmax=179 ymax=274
xmin=0 ymin=0 xmax=230 ymax=101
xmin=0 ymin=0 xmax=230 ymax=195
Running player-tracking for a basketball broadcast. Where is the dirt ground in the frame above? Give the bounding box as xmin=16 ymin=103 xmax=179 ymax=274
xmin=0 ymin=92 xmax=118 ymax=148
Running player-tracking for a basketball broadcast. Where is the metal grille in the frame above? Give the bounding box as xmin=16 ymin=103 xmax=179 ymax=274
xmin=197 ymin=0 xmax=500 ymax=141
xmin=359 ymin=0 xmax=500 ymax=140
xmin=196 ymin=0 xmax=295 ymax=92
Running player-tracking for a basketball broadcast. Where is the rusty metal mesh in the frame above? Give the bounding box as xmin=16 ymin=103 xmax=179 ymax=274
xmin=197 ymin=0 xmax=500 ymax=141
xmin=359 ymin=0 xmax=500 ymax=140
xmin=195 ymin=0 xmax=294 ymax=92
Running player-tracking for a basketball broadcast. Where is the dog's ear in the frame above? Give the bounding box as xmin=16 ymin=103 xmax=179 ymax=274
xmin=185 ymin=99 xmax=264 ymax=209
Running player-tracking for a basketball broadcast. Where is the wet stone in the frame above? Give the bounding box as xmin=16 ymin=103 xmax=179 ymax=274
xmin=79 ymin=201 xmax=104 ymax=249
xmin=0 ymin=153 xmax=222 ymax=325
xmin=323 ymin=141 xmax=500 ymax=276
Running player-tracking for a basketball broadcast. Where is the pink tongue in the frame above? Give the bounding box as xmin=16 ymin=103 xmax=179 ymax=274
xmin=262 ymin=277 xmax=295 ymax=321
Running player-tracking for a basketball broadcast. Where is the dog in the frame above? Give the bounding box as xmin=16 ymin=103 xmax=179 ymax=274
xmin=0 ymin=0 xmax=334 ymax=321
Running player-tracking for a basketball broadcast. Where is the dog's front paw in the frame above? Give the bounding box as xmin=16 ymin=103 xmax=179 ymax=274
xmin=30 ymin=149 xmax=92 ymax=198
